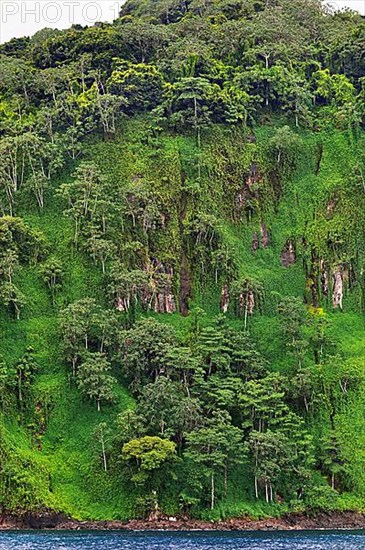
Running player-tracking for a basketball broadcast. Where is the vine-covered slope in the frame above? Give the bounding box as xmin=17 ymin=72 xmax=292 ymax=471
xmin=0 ymin=0 xmax=365 ymax=521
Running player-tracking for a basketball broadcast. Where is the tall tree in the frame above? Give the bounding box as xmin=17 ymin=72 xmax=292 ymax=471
xmin=77 ymin=352 xmax=115 ymax=411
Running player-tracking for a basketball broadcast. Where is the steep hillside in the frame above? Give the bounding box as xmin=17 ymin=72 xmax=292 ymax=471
xmin=0 ymin=0 xmax=365 ymax=521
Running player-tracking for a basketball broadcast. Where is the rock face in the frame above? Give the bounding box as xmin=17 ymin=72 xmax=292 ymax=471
xmin=220 ymin=285 xmax=230 ymax=313
xmin=246 ymin=163 xmax=259 ymax=189
xmin=252 ymin=224 xmax=270 ymax=252
xmin=114 ymin=259 xmax=176 ymax=314
xmin=237 ymin=164 xmax=262 ymax=221
xmin=115 ymin=295 xmax=131 ymax=313
xmin=239 ymin=289 xmax=255 ymax=316
xmin=281 ymin=240 xmax=296 ymax=267
xmin=145 ymin=259 xmax=176 ymax=314
xmin=260 ymin=222 xmax=270 ymax=248
xmin=304 ymin=259 xmax=351 ymax=310
xmin=252 ymin=232 xmax=259 ymax=252
xmin=153 ymin=273 xmax=176 ymax=314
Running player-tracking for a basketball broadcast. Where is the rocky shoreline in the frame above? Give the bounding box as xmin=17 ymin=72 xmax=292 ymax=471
xmin=1 ymin=511 xmax=365 ymax=531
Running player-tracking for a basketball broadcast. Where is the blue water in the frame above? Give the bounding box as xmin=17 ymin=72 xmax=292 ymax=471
xmin=1 ymin=531 xmax=365 ymax=549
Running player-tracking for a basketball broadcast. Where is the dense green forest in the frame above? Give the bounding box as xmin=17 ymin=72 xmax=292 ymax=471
xmin=0 ymin=0 xmax=365 ymax=521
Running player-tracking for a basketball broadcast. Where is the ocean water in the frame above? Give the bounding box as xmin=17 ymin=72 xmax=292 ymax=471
xmin=1 ymin=531 xmax=365 ymax=550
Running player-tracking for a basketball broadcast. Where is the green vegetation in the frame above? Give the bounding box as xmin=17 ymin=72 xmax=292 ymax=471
xmin=0 ymin=0 xmax=365 ymax=522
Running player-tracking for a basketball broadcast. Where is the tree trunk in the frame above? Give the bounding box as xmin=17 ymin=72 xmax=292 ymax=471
xmin=101 ymin=431 xmax=107 ymax=472
xmin=194 ymin=96 xmax=198 ymax=146
xmin=14 ymin=302 xmax=20 ymax=320
xmin=224 ymin=463 xmax=228 ymax=498
xmin=72 ymin=357 xmax=77 ymax=378
xmin=18 ymin=374 xmax=22 ymax=403
xmin=211 ymin=472 xmax=215 ymax=510
xmin=303 ymin=394 xmax=309 ymax=414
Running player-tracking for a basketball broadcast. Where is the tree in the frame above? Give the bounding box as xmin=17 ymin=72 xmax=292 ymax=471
xmin=289 ymin=367 xmax=319 ymax=415
xmin=59 ymin=298 xmax=107 ymax=376
xmin=249 ymin=429 xmax=286 ymax=502
xmin=23 ymin=173 xmax=50 ymax=209
xmin=224 ymin=328 xmax=267 ymax=381
xmin=108 ymin=61 xmax=167 ymax=113
xmin=115 ymin=409 xmax=147 ymax=446
xmin=313 ymin=69 xmax=360 ymax=129
xmin=170 ymin=77 xmax=217 ymax=146
xmin=77 ymin=352 xmax=115 ymax=411
xmin=318 ymin=432 xmax=346 ymax=491
xmin=122 ymin=436 xmax=177 ymax=508
xmin=93 ymin=422 xmax=111 ymax=472
xmin=58 ymin=162 xmax=108 ymax=245
xmin=231 ymin=277 xmax=264 ymax=329
xmin=87 ymin=77 xmax=125 ymax=135
xmin=0 ymin=217 xmax=46 ymax=319
xmin=14 ymin=347 xmax=38 ymax=406
xmin=0 ymin=216 xmax=47 ymax=266
xmin=0 ymin=131 xmax=64 ymax=212
xmin=278 ymin=296 xmax=308 ymax=369
xmin=242 ymin=376 xmax=314 ymax=501
xmin=196 ymin=322 xmax=231 ymax=376
xmin=267 ymin=126 xmax=303 ymax=177
xmin=122 ymin=318 xmax=176 ymax=390
xmin=108 ymin=264 xmax=149 ymax=313
xmin=0 ymin=359 xmax=14 ymax=410
xmin=280 ymin=72 xmax=313 ymax=127
xmin=197 ymin=374 xmax=243 ymax=417
xmin=137 ymin=376 xmax=183 ymax=438
xmin=308 ymin=308 xmax=334 ymax=364
xmin=85 ymin=234 xmax=116 ymax=274
xmin=166 ymin=345 xmax=202 ymax=396
xmin=40 ymin=258 xmax=63 ymax=304
xmin=0 ymin=282 xmax=26 ymax=320
xmin=185 ymin=410 xmax=245 ymax=509
xmin=137 ymin=376 xmax=202 ymax=444
xmin=121 ymin=178 xmax=163 ymax=234
xmin=239 ymin=373 xmax=287 ymax=433
xmin=0 ymin=135 xmax=29 ymax=213
xmin=116 ymin=21 xmax=170 ymax=65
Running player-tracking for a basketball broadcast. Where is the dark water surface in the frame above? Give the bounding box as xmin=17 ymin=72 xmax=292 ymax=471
xmin=1 ymin=531 xmax=365 ymax=550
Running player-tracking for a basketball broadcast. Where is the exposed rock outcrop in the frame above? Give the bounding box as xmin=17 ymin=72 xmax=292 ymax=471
xmin=114 ymin=259 xmax=176 ymax=314
xmin=246 ymin=163 xmax=260 ymax=189
xmin=280 ymin=240 xmax=296 ymax=267
xmin=220 ymin=284 xmax=230 ymax=313
xmin=260 ymin=222 xmax=270 ymax=248
xmin=154 ymin=273 xmax=176 ymax=314
xmin=252 ymin=232 xmax=259 ymax=252
xmin=239 ymin=289 xmax=255 ymax=316
xmin=236 ymin=163 xmax=262 ymax=221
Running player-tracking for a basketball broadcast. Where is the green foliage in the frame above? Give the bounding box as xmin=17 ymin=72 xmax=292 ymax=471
xmin=122 ymin=436 xmax=177 ymax=491
xmin=77 ymin=353 xmax=116 ymax=411
xmin=0 ymin=0 xmax=365 ymax=523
